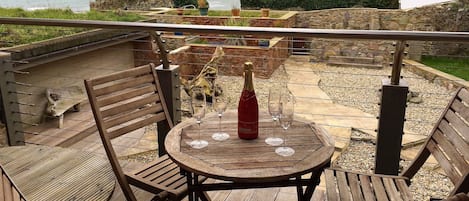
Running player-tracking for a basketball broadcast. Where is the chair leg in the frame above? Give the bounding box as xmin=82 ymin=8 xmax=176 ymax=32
xmin=199 ymin=192 xmax=211 ymax=201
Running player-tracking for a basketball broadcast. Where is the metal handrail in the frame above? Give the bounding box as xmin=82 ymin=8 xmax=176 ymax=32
xmin=1 ymin=17 xmax=469 ymax=42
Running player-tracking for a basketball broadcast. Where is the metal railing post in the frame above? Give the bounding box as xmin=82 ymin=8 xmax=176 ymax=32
xmin=156 ymin=64 xmax=181 ymax=156
xmin=374 ymin=40 xmax=408 ymax=175
xmin=0 ymin=52 xmax=25 ymax=146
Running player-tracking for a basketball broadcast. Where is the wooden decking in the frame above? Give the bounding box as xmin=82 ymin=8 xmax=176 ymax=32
xmin=0 ymin=145 xmax=115 ymax=200
xmin=18 ymin=103 xmax=327 ymax=200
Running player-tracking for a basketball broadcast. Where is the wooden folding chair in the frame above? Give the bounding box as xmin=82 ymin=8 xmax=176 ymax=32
xmin=325 ymin=87 xmax=469 ymax=201
xmin=84 ymin=64 xmax=207 ymax=201
xmin=1 ymin=163 xmax=27 ymax=201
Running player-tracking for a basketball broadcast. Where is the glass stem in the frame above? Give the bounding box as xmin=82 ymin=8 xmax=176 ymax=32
xmin=198 ymin=122 xmax=201 ymax=141
xmin=283 ymin=128 xmax=287 ymax=146
xmin=272 ymin=119 xmax=277 ymax=137
xmin=218 ymin=115 xmax=222 ymax=133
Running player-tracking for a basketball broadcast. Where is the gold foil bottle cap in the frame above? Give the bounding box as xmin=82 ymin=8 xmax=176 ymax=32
xmin=244 ymin=62 xmax=253 ymax=72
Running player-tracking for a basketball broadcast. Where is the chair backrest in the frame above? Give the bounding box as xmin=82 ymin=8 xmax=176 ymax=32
xmin=1 ymin=164 xmax=27 ymax=201
xmin=403 ymin=87 xmax=469 ymax=196
xmin=84 ymin=63 xmax=173 ymax=200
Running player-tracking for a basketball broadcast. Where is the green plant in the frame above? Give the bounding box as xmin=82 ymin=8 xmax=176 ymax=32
xmin=193 ymin=38 xmax=209 ymax=44
xmin=0 ymin=8 xmax=146 ymax=48
xmin=421 ymin=55 xmax=469 ymax=81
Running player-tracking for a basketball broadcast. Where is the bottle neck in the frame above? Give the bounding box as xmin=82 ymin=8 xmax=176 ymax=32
xmin=243 ymin=70 xmax=254 ymax=91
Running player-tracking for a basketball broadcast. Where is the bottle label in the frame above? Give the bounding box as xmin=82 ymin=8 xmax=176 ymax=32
xmin=238 ymin=120 xmax=258 ymax=135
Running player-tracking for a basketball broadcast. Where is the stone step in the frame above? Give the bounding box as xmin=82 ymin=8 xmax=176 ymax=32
xmin=328 ymin=56 xmax=375 ymax=64
xmin=327 ymin=61 xmax=383 ymax=69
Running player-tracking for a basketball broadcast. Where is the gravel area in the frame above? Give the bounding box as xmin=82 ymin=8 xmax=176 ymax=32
xmin=313 ymin=63 xmax=454 ymax=136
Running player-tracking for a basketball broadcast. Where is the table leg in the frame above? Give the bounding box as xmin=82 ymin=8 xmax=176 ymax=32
xmin=296 ymin=176 xmax=305 ymax=201
xmin=194 ymin=174 xmax=200 ymax=200
xmin=186 ymin=172 xmax=195 ymax=201
xmin=303 ymin=171 xmax=322 ymax=200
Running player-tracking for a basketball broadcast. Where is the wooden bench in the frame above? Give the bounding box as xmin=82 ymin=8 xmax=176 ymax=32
xmin=0 ymin=164 xmax=27 ymax=201
xmin=325 ymin=87 xmax=469 ymax=200
xmin=45 ymin=85 xmax=87 ymax=128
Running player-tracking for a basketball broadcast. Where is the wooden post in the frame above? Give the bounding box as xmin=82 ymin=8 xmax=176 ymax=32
xmin=0 ymin=52 xmax=25 ymax=146
xmin=374 ymin=41 xmax=408 ymax=175
xmin=156 ymin=64 xmax=181 ymax=156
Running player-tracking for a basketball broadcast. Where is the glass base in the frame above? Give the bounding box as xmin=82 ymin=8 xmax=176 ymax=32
xmin=189 ymin=140 xmax=208 ymax=149
xmin=275 ymin=146 xmax=295 ymax=157
xmin=212 ymin=132 xmax=230 ymax=141
xmin=265 ymin=137 xmax=284 ymax=146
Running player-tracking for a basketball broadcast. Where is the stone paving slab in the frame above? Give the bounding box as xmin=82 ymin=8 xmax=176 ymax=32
xmin=284 ymin=55 xmax=426 ymax=162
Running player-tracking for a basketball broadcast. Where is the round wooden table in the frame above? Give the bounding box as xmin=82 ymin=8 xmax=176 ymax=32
xmin=165 ymin=110 xmax=335 ymax=201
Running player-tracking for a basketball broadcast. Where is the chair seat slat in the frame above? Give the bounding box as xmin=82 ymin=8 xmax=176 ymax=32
xmin=147 ymin=163 xmax=179 ymax=182
xmin=370 ymin=176 xmax=389 ymax=201
xmin=348 ymin=173 xmax=364 ymax=201
xmin=133 ymin=155 xmax=172 ymax=176
xmin=358 ymin=174 xmax=376 ymax=201
xmin=126 ymin=174 xmax=180 ymax=196
xmin=325 ymin=169 xmax=339 ymax=201
xmin=395 ymin=180 xmax=412 ymax=201
xmin=337 ymin=171 xmax=352 ymax=201
xmin=153 ymin=168 xmax=183 ymax=186
xmin=382 ymin=178 xmax=403 ymax=201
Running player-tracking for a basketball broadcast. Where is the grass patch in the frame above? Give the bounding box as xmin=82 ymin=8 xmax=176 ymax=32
xmin=168 ymin=9 xmax=285 ymax=18
xmin=421 ymin=55 xmax=469 ymax=80
xmin=0 ymin=7 xmax=146 ymax=47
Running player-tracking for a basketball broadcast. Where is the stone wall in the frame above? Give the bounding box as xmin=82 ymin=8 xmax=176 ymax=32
xmin=151 ymin=11 xmax=296 ymax=28
xmin=296 ymin=1 xmax=469 ymax=62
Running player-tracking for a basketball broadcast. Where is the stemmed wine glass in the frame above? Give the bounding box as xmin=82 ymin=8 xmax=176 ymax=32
xmin=265 ymin=88 xmax=284 ymax=146
xmin=275 ymin=92 xmax=295 ymax=157
xmin=212 ymin=93 xmax=230 ymax=141
xmin=189 ymin=87 xmax=208 ymax=149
